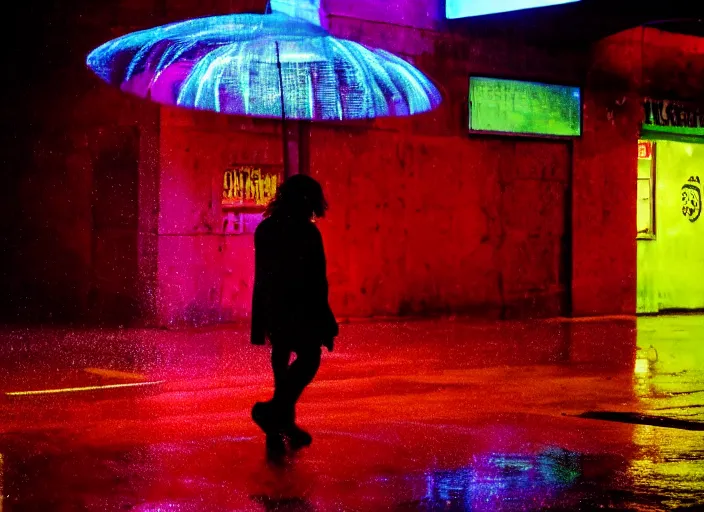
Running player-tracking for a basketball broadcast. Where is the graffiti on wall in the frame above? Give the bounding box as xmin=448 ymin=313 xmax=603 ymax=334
xmin=222 ymin=165 xmax=281 ymax=208
xmin=682 ymin=176 xmax=701 ymax=223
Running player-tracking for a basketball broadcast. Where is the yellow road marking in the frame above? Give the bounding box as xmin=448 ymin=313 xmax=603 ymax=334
xmin=83 ymin=368 xmax=146 ymax=381
xmin=5 ymin=381 xmax=164 ymax=397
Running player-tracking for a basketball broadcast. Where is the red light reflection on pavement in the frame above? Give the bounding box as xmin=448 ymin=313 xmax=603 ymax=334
xmin=0 ymin=317 xmax=702 ymax=510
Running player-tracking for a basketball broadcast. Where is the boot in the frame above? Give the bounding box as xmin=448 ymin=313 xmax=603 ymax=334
xmin=282 ymin=408 xmax=313 ymax=449
xmin=265 ymin=432 xmax=286 ymax=459
xmin=252 ymin=401 xmax=286 ymax=458
xmin=284 ymin=424 xmax=313 ymax=450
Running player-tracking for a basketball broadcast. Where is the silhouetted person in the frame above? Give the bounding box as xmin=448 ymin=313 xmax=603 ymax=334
xmin=251 ymin=175 xmax=338 ymax=457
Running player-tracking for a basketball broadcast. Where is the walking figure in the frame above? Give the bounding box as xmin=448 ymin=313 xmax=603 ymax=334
xmin=251 ymin=175 xmax=338 ymax=457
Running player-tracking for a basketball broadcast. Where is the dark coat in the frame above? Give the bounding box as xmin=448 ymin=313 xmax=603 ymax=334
xmin=251 ymin=216 xmax=338 ymax=348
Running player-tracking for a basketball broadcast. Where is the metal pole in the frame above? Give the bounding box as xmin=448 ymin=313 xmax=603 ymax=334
xmin=275 ymin=41 xmax=290 ymax=178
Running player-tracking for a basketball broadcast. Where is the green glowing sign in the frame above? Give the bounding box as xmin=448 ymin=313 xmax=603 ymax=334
xmin=643 ymin=98 xmax=704 ymax=138
xmin=469 ymin=77 xmax=581 ymax=137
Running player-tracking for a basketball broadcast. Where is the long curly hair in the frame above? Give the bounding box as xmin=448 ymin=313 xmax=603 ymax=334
xmin=264 ymin=174 xmax=328 ymax=220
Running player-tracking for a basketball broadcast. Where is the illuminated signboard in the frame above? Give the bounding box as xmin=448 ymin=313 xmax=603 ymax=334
xmin=643 ymin=98 xmax=704 ymax=138
xmin=222 ymin=165 xmax=281 ymax=209
xmin=638 ymin=141 xmax=653 ymax=160
xmin=469 ymin=77 xmax=581 ymax=137
xmin=447 ymin=0 xmax=580 ymax=18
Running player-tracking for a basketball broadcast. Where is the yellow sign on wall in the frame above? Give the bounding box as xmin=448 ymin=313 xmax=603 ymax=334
xmin=222 ymin=165 xmax=281 ymax=208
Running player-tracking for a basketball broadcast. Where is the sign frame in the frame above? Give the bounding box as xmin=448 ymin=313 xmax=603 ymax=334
xmin=642 ymin=97 xmax=704 ymax=139
xmin=446 ymin=0 xmax=581 ymax=19
xmin=467 ymin=75 xmax=583 ymax=140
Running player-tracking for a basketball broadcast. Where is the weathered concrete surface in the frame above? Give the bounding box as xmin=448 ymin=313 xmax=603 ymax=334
xmin=5 ymin=0 xmax=704 ymax=327
xmin=0 ymin=315 xmax=702 ymax=510
xmin=151 ymin=8 xmax=585 ymax=326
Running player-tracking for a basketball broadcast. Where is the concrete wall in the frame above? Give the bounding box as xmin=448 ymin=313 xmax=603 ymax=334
xmin=1 ymin=0 xmax=163 ymax=324
xmin=156 ymin=109 xmax=283 ymax=325
xmin=0 ymin=0 xmax=267 ymax=324
xmin=150 ymin=23 xmax=704 ymax=324
xmin=323 ymin=0 xmax=444 ymax=30
xmin=154 ymin=9 xmax=584 ymax=324
xmin=310 ymin=129 xmax=571 ymax=319
xmin=5 ymin=0 xmax=704 ymax=326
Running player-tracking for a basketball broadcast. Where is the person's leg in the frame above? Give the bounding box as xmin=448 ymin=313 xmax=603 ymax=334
xmin=253 ymin=343 xmax=292 ymax=457
xmin=270 ymin=343 xmax=320 ymax=414
xmin=271 ymin=343 xmax=292 ymax=401
xmin=286 ymin=345 xmax=322 ymax=407
xmin=275 ymin=345 xmax=321 ymax=448
xmin=262 ymin=341 xmax=321 ymax=449
xmin=258 ymin=343 xmax=292 ymax=427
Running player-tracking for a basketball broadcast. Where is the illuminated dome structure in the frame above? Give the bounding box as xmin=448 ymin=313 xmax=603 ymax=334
xmin=86 ymin=12 xmax=442 ymax=120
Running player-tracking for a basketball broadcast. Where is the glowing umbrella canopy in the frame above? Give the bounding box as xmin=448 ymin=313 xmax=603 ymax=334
xmin=86 ymin=12 xmax=442 ymax=120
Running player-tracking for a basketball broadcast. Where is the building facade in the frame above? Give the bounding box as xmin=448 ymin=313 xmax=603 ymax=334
xmin=3 ymin=0 xmax=703 ymax=326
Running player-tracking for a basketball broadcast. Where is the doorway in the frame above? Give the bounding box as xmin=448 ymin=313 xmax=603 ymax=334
xmin=90 ymin=127 xmax=140 ymax=324
xmin=637 ymin=139 xmax=704 ymax=313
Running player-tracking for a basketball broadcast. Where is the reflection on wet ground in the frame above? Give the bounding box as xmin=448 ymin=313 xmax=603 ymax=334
xmin=633 ymin=315 xmax=704 ymax=424
xmin=0 ymin=315 xmax=703 ymax=510
xmin=1 ymin=426 xmax=702 ymax=511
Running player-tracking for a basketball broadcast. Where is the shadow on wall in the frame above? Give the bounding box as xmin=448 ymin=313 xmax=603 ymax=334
xmin=0 ymin=227 xmax=88 ymax=324
xmin=86 ymin=288 xmax=141 ymax=326
xmin=1 ymin=265 xmax=141 ymax=327
xmin=0 ymin=126 xmax=142 ymax=327
xmin=1 ymin=241 xmax=136 ymax=325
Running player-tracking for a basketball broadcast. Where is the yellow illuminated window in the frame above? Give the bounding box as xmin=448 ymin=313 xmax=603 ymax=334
xmin=637 ymin=140 xmax=656 ymax=239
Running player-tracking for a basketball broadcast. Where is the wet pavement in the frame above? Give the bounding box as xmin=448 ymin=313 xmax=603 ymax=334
xmin=0 ymin=315 xmax=702 ymax=511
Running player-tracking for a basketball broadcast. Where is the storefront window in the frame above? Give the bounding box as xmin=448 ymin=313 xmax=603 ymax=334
xmin=637 ymin=140 xmax=656 ymax=239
